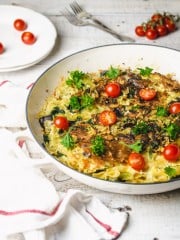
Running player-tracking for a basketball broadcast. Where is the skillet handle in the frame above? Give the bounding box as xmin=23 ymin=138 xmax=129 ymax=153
xmin=13 ymin=129 xmax=54 ymax=167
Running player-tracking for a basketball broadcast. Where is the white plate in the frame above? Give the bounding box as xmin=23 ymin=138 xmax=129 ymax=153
xmin=0 ymin=5 xmax=57 ymax=72
xmin=27 ymin=44 xmax=180 ymax=194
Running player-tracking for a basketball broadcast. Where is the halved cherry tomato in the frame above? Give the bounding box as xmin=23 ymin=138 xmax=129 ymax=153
xmin=21 ymin=31 xmax=36 ymax=45
xmin=156 ymin=25 xmax=168 ymax=36
xmin=105 ymin=82 xmax=121 ymax=98
xmin=139 ymin=88 xmax=156 ymax=101
xmin=54 ymin=116 xmax=69 ymax=130
xmin=99 ymin=110 xmax=117 ymax=126
xmin=0 ymin=42 xmax=4 ymax=54
xmin=163 ymin=144 xmax=180 ymax=162
xmin=128 ymin=152 xmax=145 ymax=171
xmin=135 ymin=26 xmax=146 ymax=37
xmin=14 ymin=19 xmax=27 ymax=31
xmin=169 ymin=102 xmax=180 ymax=114
xmin=145 ymin=28 xmax=158 ymax=40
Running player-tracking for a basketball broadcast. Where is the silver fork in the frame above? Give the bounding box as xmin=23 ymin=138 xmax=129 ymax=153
xmin=62 ymin=8 xmax=135 ymax=42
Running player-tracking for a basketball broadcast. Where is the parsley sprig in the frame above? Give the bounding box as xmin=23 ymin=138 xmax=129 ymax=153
xmin=132 ymin=121 xmax=152 ymax=135
xmin=138 ymin=67 xmax=153 ymax=76
xmin=164 ymin=166 xmax=177 ymax=177
xmin=165 ymin=123 xmax=180 ymax=140
xmin=61 ymin=132 xmax=75 ymax=149
xmin=91 ymin=136 xmax=105 ymax=156
xmin=129 ymin=140 xmax=143 ymax=153
xmin=66 ymin=70 xmax=85 ymax=89
xmin=69 ymin=94 xmax=94 ymax=111
xmin=105 ymin=66 xmax=120 ymax=79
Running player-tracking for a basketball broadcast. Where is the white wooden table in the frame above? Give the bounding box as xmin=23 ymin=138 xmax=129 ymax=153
xmin=0 ymin=0 xmax=180 ymax=239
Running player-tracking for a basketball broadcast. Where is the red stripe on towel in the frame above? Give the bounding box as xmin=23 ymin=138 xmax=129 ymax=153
xmin=18 ymin=140 xmax=25 ymax=148
xmin=86 ymin=209 xmax=119 ymax=238
xmin=0 ymin=80 xmax=9 ymax=86
xmin=0 ymin=201 xmax=62 ymax=216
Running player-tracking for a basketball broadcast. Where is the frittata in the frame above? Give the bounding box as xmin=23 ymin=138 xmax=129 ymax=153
xmin=38 ymin=66 xmax=180 ymax=183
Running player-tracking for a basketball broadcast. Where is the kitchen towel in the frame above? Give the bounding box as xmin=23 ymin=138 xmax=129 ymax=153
xmin=0 ymin=82 xmax=129 ymax=240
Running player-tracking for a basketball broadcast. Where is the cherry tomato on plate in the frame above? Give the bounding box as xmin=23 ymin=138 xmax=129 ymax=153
xmin=128 ymin=152 xmax=145 ymax=171
xmin=139 ymin=88 xmax=156 ymax=101
xmin=156 ymin=25 xmax=168 ymax=36
xmin=145 ymin=28 xmax=158 ymax=40
xmin=163 ymin=144 xmax=180 ymax=162
xmin=21 ymin=31 xmax=36 ymax=45
xmin=0 ymin=42 xmax=4 ymax=54
xmin=99 ymin=110 xmax=117 ymax=126
xmin=54 ymin=116 xmax=69 ymax=130
xmin=135 ymin=26 xmax=146 ymax=37
xmin=169 ymin=102 xmax=180 ymax=114
xmin=14 ymin=19 xmax=27 ymax=31
xmin=105 ymin=82 xmax=121 ymax=98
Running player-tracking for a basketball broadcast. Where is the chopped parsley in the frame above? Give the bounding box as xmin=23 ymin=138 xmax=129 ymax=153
xmin=91 ymin=136 xmax=105 ymax=156
xmin=156 ymin=106 xmax=168 ymax=117
xmin=105 ymin=66 xmax=120 ymax=79
xmin=66 ymin=70 xmax=85 ymax=89
xmin=138 ymin=67 xmax=153 ymax=76
xmin=129 ymin=140 xmax=143 ymax=153
xmin=164 ymin=166 xmax=177 ymax=177
xmin=61 ymin=132 xmax=75 ymax=149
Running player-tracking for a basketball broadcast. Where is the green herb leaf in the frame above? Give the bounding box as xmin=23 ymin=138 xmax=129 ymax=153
xmin=132 ymin=121 xmax=152 ymax=135
xmin=138 ymin=67 xmax=153 ymax=76
xmin=91 ymin=136 xmax=105 ymax=156
xmin=69 ymin=96 xmax=81 ymax=111
xmin=61 ymin=133 xmax=75 ymax=149
xmin=165 ymin=123 xmax=180 ymax=140
xmin=66 ymin=70 xmax=85 ymax=89
xmin=105 ymin=66 xmax=120 ymax=79
xmin=51 ymin=106 xmax=65 ymax=116
xmin=81 ymin=94 xmax=94 ymax=108
xmin=156 ymin=106 xmax=168 ymax=117
xmin=129 ymin=140 xmax=143 ymax=153
xmin=164 ymin=166 xmax=177 ymax=177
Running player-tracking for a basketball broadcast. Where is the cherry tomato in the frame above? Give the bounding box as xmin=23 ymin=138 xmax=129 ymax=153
xmin=163 ymin=144 xmax=180 ymax=162
xmin=128 ymin=153 xmax=145 ymax=171
xmin=0 ymin=42 xmax=4 ymax=54
xmin=169 ymin=102 xmax=180 ymax=114
xmin=54 ymin=116 xmax=69 ymax=130
xmin=165 ymin=21 xmax=176 ymax=32
xmin=14 ymin=19 xmax=27 ymax=31
xmin=135 ymin=26 xmax=146 ymax=37
xmin=156 ymin=25 xmax=168 ymax=36
xmin=139 ymin=88 xmax=156 ymax=101
xmin=146 ymin=28 xmax=158 ymax=40
xmin=105 ymin=82 xmax=121 ymax=98
xmin=21 ymin=31 xmax=36 ymax=45
xmin=99 ymin=110 xmax=117 ymax=126
xmin=151 ymin=13 xmax=163 ymax=22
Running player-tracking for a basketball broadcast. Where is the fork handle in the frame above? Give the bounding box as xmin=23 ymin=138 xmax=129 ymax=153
xmin=89 ymin=18 xmax=135 ymax=42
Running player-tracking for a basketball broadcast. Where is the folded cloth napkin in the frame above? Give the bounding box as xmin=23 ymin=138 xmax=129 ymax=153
xmin=0 ymin=82 xmax=129 ymax=240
